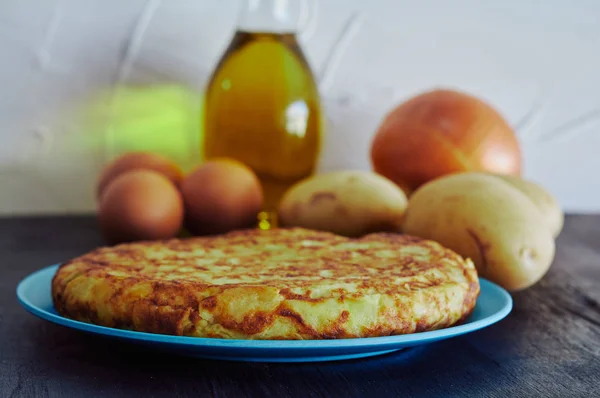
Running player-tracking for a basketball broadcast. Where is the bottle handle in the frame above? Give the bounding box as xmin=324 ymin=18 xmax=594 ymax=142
xmin=298 ymin=0 xmax=318 ymax=41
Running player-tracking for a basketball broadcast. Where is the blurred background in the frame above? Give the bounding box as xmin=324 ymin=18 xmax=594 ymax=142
xmin=0 ymin=0 xmax=598 ymax=215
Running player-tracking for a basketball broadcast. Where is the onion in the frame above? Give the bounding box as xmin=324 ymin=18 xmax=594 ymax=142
xmin=370 ymin=89 xmax=521 ymax=194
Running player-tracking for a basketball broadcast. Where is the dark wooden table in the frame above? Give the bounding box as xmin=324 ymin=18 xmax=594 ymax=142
xmin=1 ymin=215 xmax=599 ymax=397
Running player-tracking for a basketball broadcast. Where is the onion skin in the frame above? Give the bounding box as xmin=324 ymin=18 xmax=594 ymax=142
xmin=371 ymin=89 xmax=521 ymax=194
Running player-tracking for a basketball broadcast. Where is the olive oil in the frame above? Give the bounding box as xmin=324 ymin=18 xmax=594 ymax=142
xmin=203 ymin=31 xmax=324 ymax=227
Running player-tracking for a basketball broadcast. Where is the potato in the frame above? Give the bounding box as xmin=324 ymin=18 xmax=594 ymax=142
xmin=491 ymin=175 xmax=564 ymax=238
xmin=278 ymin=170 xmax=408 ymax=237
xmin=403 ymin=173 xmax=555 ymax=291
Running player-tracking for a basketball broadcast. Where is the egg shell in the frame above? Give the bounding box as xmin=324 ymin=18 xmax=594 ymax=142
xmin=181 ymin=159 xmax=263 ymax=235
xmin=98 ymin=169 xmax=184 ymax=244
xmin=97 ymin=152 xmax=183 ymax=198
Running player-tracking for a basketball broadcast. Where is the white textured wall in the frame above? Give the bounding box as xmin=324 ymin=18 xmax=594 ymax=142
xmin=0 ymin=0 xmax=599 ymax=214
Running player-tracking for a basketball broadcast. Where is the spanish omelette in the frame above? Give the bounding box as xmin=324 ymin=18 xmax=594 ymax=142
xmin=52 ymin=228 xmax=479 ymax=340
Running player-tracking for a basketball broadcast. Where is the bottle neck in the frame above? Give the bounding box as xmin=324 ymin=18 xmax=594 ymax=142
xmin=237 ymin=0 xmax=303 ymax=33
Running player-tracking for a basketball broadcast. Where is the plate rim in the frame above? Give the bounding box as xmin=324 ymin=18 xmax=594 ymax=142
xmin=17 ymin=264 xmax=513 ymax=350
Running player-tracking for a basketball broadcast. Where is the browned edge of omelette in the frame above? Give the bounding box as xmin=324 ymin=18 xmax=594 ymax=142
xmin=51 ymin=228 xmax=480 ymax=340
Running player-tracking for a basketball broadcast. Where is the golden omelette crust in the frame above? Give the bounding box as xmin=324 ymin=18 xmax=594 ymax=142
xmin=52 ymin=228 xmax=479 ymax=340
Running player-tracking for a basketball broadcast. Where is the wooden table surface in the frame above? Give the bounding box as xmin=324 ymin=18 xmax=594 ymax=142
xmin=1 ymin=215 xmax=599 ymax=397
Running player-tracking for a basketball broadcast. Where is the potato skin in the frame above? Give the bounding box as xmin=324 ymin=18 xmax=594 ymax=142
xmin=278 ymin=171 xmax=408 ymax=237
xmin=491 ymin=175 xmax=564 ymax=238
xmin=403 ymin=173 xmax=555 ymax=291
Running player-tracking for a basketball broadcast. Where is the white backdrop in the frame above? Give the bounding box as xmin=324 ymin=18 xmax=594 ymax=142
xmin=0 ymin=0 xmax=599 ymax=214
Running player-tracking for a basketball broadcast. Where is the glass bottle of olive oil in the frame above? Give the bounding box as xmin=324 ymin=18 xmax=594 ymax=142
xmin=203 ymin=0 xmax=323 ymax=228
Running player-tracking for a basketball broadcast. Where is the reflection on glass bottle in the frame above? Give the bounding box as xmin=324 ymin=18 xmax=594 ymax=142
xmin=203 ymin=0 xmax=324 ymax=228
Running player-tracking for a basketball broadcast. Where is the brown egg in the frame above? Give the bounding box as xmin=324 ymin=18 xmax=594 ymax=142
xmin=98 ymin=170 xmax=184 ymax=244
xmin=181 ymin=159 xmax=263 ymax=235
xmin=96 ymin=152 xmax=183 ymax=199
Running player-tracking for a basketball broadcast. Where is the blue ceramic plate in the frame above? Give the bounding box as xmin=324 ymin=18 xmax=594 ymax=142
xmin=17 ymin=264 xmax=512 ymax=363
